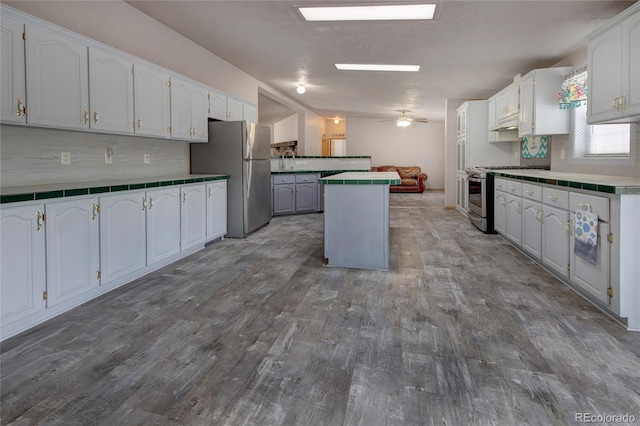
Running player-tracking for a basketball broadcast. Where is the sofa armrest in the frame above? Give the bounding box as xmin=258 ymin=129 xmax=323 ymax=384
xmin=417 ymin=173 xmax=428 ymax=192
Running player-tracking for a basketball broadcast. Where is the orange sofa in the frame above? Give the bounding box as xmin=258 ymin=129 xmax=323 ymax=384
xmin=370 ymin=165 xmax=428 ymax=193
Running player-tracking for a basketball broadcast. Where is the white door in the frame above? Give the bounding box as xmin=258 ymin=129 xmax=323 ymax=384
xmin=331 ymin=139 xmax=347 ymax=156
xmin=209 ymin=90 xmax=227 ymax=121
xmin=206 ymin=181 xmax=227 ymax=241
xmin=1 ymin=204 xmax=46 ymax=324
xmin=190 ymin=84 xmax=209 ymax=142
xmin=1 ymin=15 xmax=27 ymax=125
xmin=227 ymin=98 xmax=244 ymax=121
xmin=494 ymin=192 xmax=507 ymax=235
xmin=146 ymin=188 xmax=181 ymax=265
xmin=45 ymin=198 xmax=100 ymax=307
xmin=99 ymin=193 xmax=146 ymax=285
xmin=26 ymin=25 xmax=89 ymax=130
xmin=506 ymin=194 xmax=522 ymax=245
xmin=181 ymin=184 xmax=207 ymax=251
xmin=522 ymin=199 xmax=542 ymax=259
xmin=622 ymin=12 xmax=640 ymax=118
xmin=588 ymin=24 xmax=623 ymax=123
xmin=542 ymin=205 xmax=570 ymax=278
xmin=570 ymin=217 xmax=611 ymax=304
xmin=88 ymin=46 xmax=134 ymax=134
xmin=170 ymin=76 xmax=192 ymax=140
xmin=133 ymin=61 xmax=170 ymax=138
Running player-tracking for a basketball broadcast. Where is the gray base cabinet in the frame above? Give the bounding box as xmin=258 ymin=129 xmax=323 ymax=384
xmin=272 ymin=174 xmax=318 ymax=215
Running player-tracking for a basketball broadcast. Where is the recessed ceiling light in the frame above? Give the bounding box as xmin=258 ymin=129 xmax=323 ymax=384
xmin=335 ymin=64 xmax=420 ymax=72
xmin=298 ymin=4 xmax=436 ymax=21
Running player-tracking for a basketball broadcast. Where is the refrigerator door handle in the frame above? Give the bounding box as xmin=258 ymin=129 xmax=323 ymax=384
xmin=245 ymin=160 xmax=252 ymax=198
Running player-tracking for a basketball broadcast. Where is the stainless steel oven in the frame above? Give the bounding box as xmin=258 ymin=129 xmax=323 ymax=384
xmin=465 ymin=168 xmax=493 ymax=233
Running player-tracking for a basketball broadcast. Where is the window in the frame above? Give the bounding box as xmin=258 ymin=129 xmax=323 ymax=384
xmin=571 ymin=102 xmax=636 ymax=166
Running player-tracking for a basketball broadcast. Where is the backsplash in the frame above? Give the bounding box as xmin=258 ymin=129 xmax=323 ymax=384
xmin=0 ymin=126 xmax=190 ymax=187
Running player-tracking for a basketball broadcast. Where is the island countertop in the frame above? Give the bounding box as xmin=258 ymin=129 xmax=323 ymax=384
xmin=1 ymin=174 xmax=229 ymax=204
xmin=319 ymin=171 xmax=401 ymax=185
xmin=490 ymin=170 xmax=640 ymax=195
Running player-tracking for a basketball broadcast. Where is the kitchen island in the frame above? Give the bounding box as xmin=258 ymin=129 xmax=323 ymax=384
xmin=320 ymin=172 xmax=400 ymax=270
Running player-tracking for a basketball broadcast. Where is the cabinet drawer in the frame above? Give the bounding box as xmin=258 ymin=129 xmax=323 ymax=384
xmin=505 ymin=180 xmax=522 ymax=196
xmin=273 ymin=175 xmax=295 ymax=185
xmin=570 ymin=192 xmax=609 ymax=222
xmin=295 ymin=174 xmax=317 ymax=184
xmin=543 ymin=187 xmax=569 ymax=209
xmin=494 ymin=178 xmax=508 ymax=192
xmin=523 ymin=183 xmax=542 ymax=201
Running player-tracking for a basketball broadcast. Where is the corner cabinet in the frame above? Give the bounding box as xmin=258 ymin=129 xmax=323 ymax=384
xmin=518 ymin=67 xmax=572 ymax=137
xmin=587 ymin=2 xmax=640 ymax=124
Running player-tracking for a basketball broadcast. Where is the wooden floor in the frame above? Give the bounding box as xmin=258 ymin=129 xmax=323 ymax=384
xmin=2 ymin=191 xmax=640 ymax=425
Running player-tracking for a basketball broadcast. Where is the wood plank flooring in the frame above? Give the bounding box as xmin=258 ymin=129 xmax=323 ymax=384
xmin=2 ymin=191 xmax=640 ymax=425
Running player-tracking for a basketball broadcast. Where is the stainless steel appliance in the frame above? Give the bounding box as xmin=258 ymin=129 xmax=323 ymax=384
xmin=465 ymin=166 xmax=550 ymax=234
xmin=191 ymin=121 xmax=271 ymax=238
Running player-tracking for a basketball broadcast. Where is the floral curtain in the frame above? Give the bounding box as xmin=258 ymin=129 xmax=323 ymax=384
xmin=558 ymin=68 xmax=588 ymax=109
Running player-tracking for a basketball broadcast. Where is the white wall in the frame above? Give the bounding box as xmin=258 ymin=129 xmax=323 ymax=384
xmin=273 ymin=114 xmax=298 ymax=144
xmin=346 ymin=117 xmax=445 ymax=190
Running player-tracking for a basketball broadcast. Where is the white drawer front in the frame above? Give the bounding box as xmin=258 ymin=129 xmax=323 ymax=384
xmin=543 ymin=187 xmax=569 ymax=209
xmin=505 ymin=180 xmax=522 ymax=196
xmin=523 ymin=183 xmax=542 ymax=201
xmin=570 ymin=192 xmax=609 ymax=222
xmin=494 ymin=178 xmax=507 ymax=192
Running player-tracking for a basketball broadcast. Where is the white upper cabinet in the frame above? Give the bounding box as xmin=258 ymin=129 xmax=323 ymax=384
xmin=171 ymin=76 xmax=209 ymax=142
xmin=518 ymin=67 xmax=571 ymax=137
xmin=495 ymin=81 xmax=520 ymax=124
xmin=133 ymin=61 xmax=171 ymax=138
xmin=209 ymin=90 xmax=228 ymax=121
xmin=227 ymin=97 xmax=244 ymax=121
xmin=25 ymin=24 xmax=89 ymax=130
xmin=89 ymin=46 xmax=134 ymax=134
xmin=1 ymin=14 xmax=27 ymax=125
xmin=243 ymin=103 xmax=257 ymax=123
xmin=587 ymin=3 xmax=640 ymax=123
xmin=456 ymin=103 xmax=468 ymax=137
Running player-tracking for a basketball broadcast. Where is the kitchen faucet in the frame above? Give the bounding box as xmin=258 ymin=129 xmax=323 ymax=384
xmin=280 ymin=149 xmax=295 ymax=170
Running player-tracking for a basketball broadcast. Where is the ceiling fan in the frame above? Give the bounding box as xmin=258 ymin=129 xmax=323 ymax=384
xmin=380 ymin=110 xmax=428 ymax=127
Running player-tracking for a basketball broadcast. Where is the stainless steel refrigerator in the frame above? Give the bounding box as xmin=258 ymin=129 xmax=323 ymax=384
xmin=191 ymin=120 xmax=271 ymax=238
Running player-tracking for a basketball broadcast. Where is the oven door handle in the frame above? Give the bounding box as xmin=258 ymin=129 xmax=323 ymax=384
xmin=467 ymin=177 xmax=483 ymax=183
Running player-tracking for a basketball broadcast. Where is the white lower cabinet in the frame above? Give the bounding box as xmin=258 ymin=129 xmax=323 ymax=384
xmin=494 ymin=190 xmax=507 ymax=235
xmin=206 ymin=181 xmax=227 ymax=241
xmin=541 ymin=204 xmax=570 ymax=278
xmin=522 ymin=199 xmax=542 ymax=259
xmin=99 ymin=192 xmax=146 ymax=285
xmin=181 ymin=184 xmax=207 ymax=251
xmin=570 ymin=217 xmax=611 ymax=304
xmin=146 ymin=187 xmax=181 ymax=265
xmin=45 ymin=198 xmax=100 ymax=307
xmin=1 ymin=204 xmax=46 ymax=324
xmin=506 ymin=194 xmax=522 ymax=245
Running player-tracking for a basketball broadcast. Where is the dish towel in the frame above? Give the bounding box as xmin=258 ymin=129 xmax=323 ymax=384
xmin=574 ymin=209 xmax=598 ymax=265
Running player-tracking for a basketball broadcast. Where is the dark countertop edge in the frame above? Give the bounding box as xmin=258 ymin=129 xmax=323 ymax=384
xmin=272 ymin=169 xmax=370 ymax=175
xmin=1 ymin=175 xmax=229 ymax=204
xmin=270 ymin=156 xmax=371 ymax=159
xmin=490 ymin=171 xmax=640 ymax=195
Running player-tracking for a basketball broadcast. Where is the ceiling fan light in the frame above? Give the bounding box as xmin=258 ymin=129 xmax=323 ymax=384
xmin=396 ymin=118 xmax=411 ymax=127
xmin=296 ymin=84 xmax=306 ymax=94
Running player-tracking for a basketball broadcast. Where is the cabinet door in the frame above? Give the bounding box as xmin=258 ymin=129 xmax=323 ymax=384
xmin=190 ymin=84 xmax=209 ymax=142
xmin=227 ymin=98 xmax=244 ymax=121
xmin=487 ymin=97 xmax=497 ymax=142
xmin=273 ymin=184 xmax=295 ymax=215
xmin=243 ymin=104 xmax=257 ymax=124
xmin=295 ymin=183 xmax=316 ymax=212
xmin=89 ymin=46 xmax=134 ymax=134
xmin=1 ymin=15 xmax=26 ymax=125
xmin=1 ymin=204 xmax=46 ymax=324
xmin=99 ymin=193 xmax=146 ymax=285
xmin=570 ymin=217 xmax=611 ymax=304
xmin=146 ymin=188 xmax=181 ymax=265
xmin=209 ymin=90 xmax=227 ymax=121
xmin=26 ymin=25 xmax=89 ymax=130
xmin=206 ymin=181 xmax=227 ymax=241
xmin=45 ymin=198 xmax=100 ymax=307
xmin=506 ymin=194 xmax=522 ymax=245
xmin=522 ymin=199 xmax=542 ymax=259
xmin=456 ymin=138 xmax=466 ymax=172
xmin=505 ymin=84 xmax=520 ymax=118
xmin=518 ymin=75 xmax=534 ymax=137
xmin=133 ymin=62 xmax=170 ymax=138
xmin=542 ymin=205 xmax=570 ymax=278
xmin=622 ymin=12 xmax=640 ymax=118
xmin=496 ymin=91 xmax=508 ymax=122
xmin=181 ymin=185 xmax=206 ymax=251
xmin=170 ymin=76 xmax=192 ymax=140
xmin=588 ymin=24 xmax=623 ymax=123
xmin=494 ymin=191 xmax=507 ymax=235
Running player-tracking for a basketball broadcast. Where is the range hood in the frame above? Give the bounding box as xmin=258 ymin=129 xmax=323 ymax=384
xmin=490 ymin=118 xmax=519 ymax=132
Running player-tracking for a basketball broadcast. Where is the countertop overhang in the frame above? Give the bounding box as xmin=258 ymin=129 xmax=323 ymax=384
xmin=490 ymin=170 xmax=640 ymax=195
xmin=1 ymin=174 xmax=229 ymax=204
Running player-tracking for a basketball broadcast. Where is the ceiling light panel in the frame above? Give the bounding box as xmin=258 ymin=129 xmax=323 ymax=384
xmin=298 ymin=4 xmax=436 ymax=21
xmin=335 ymin=64 xmax=420 ymax=72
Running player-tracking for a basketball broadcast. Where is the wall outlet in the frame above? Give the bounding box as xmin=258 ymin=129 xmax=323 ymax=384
xmin=61 ymin=152 xmax=71 ymax=165
xmin=560 ymin=149 xmax=566 ymax=160
xmin=144 ymin=154 xmax=151 ymax=164
xmin=105 ymin=148 xmax=113 ymax=164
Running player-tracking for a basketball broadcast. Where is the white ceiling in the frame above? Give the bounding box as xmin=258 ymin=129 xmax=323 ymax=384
xmin=126 ymin=0 xmax=635 ymax=123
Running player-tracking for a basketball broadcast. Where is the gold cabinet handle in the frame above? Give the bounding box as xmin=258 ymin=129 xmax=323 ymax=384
xmin=91 ymin=203 xmax=100 ymax=220
xmin=93 ymin=111 xmax=99 ymax=124
xmin=137 ymin=118 xmax=142 ymax=129
xmin=192 ymin=127 xmax=197 ymax=137
xmin=182 ymin=193 xmax=187 ymax=203
xmin=149 ymin=196 xmax=154 ymax=209
xmin=35 ymin=211 xmax=44 ymax=231
xmin=16 ymin=98 xmax=26 ymax=116
xmin=83 ymin=110 xmax=89 ymax=124
xmin=208 ymin=187 xmax=212 ymax=197
xmin=566 ymin=220 xmax=572 ymax=235
xmin=622 ymin=93 xmax=627 ymax=111
xmin=547 ymin=195 xmax=559 ymax=202
xmin=142 ymin=197 xmax=147 ymax=210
